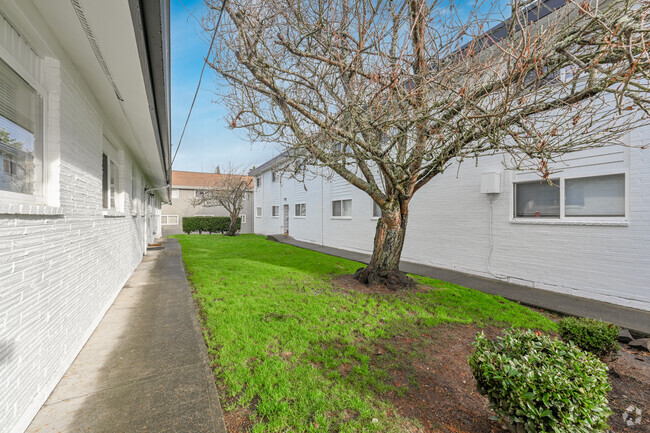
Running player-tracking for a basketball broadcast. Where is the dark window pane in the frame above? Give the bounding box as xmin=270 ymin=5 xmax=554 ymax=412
xmin=515 ymin=180 xmax=560 ymax=218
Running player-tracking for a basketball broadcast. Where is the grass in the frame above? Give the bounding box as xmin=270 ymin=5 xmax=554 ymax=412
xmin=174 ymin=234 xmax=556 ymax=432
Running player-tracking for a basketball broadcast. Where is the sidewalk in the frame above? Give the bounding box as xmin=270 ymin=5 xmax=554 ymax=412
xmin=269 ymin=235 xmax=650 ymax=336
xmin=27 ymin=238 xmax=227 ymax=433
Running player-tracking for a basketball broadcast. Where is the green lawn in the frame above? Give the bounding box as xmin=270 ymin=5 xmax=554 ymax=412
xmin=175 ymin=234 xmax=555 ymax=433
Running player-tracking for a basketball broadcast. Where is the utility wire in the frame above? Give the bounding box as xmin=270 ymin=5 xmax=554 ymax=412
xmin=172 ymin=0 xmax=227 ymax=166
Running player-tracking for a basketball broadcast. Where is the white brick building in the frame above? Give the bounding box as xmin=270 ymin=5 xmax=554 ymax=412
xmin=251 ymin=138 xmax=650 ymax=311
xmin=0 ymin=1 xmax=171 ymax=432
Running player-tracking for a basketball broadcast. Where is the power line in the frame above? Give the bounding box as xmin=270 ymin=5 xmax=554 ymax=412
xmin=172 ymin=0 xmax=227 ymax=166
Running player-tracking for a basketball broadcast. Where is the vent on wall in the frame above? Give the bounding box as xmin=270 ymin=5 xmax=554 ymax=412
xmin=69 ymin=0 xmax=123 ymax=101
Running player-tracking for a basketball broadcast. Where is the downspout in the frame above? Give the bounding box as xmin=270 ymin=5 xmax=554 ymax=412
xmin=321 ymin=167 xmax=324 ymax=246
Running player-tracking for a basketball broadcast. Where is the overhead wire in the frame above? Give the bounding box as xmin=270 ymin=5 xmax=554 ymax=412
xmin=171 ymin=0 xmax=227 ymax=166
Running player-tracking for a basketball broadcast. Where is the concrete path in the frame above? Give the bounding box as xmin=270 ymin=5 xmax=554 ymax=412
xmin=269 ymin=235 xmax=650 ymax=336
xmin=27 ymin=238 xmax=227 ymax=433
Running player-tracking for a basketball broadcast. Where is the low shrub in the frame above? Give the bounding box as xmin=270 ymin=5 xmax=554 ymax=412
xmin=558 ymin=317 xmax=620 ymax=357
xmin=469 ymin=329 xmax=611 ymax=433
xmin=182 ymin=216 xmax=241 ymax=234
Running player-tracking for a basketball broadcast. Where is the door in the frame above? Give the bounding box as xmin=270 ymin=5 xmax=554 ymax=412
xmin=283 ymin=204 xmax=289 ymax=235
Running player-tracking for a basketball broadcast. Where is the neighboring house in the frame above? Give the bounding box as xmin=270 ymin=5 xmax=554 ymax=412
xmin=251 ymin=139 xmax=649 ymax=311
xmin=0 ymin=1 xmax=171 ymax=433
xmin=162 ymin=170 xmax=254 ymax=236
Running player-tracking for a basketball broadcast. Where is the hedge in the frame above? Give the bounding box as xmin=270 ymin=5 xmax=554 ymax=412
xmin=469 ymin=329 xmax=612 ymax=432
xmin=182 ymin=216 xmax=241 ymax=234
xmin=558 ymin=317 xmax=620 ymax=358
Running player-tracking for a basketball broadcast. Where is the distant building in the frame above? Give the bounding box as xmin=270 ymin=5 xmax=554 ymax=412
xmin=251 ymin=139 xmax=650 ymax=311
xmin=162 ymin=170 xmax=254 ymax=236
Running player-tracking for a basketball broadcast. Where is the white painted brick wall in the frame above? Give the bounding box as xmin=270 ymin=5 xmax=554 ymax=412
xmin=254 ymin=137 xmax=650 ymax=310
xmin=0 ymin=19 xmax=161 ymax=433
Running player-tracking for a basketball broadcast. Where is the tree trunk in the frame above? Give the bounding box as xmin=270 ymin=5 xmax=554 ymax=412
xmin=225 ymin=214 xmax=239 ymax=236
xmin=354 ymin=201 xmax=415 ymax=290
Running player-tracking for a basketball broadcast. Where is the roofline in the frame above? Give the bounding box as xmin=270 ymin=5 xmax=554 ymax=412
xmin=249 ymin=152 xmax=290 ymax=176
xmin=128 ymin=0 xmax=172 ymax=186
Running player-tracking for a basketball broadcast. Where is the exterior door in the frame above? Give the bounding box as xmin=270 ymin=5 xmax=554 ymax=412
xmin=283 ymin=204 xmax=289 ymax=235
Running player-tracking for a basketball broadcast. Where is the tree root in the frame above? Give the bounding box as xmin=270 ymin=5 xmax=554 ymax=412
xmin=354 ymin=266 xmax=417 ymax=291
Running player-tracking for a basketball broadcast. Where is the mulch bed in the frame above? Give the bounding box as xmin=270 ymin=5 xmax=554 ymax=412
xmin=216 ymin=275 xmax=650 ymax=432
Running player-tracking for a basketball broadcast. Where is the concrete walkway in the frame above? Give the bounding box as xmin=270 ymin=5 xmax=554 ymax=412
xmin=269 ymin=235 xmax=650 ymax=336
xmin=27 ymin=238 xmax=227 ymax=433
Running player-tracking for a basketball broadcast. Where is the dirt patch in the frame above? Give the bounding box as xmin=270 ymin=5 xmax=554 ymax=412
xmin=375 ymin=324 xmax=650 ymax=433
xmin=378 ymin=324 xmax=503 ymax=433
xmin=332 ymin=274 xmax=435 ymax=295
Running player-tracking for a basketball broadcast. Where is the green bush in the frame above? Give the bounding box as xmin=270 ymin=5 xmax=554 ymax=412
xmin=469 ymin=329 xmax=611 ymax=433
xmin=558 ymin=317 xmax=620 ymax=357
xmin=182 ymin=216 xmax=241 ymax=234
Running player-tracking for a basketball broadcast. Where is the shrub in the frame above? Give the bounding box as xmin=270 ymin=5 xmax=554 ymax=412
xmin=469 ymin=329 xmax=611 ymax=433
xmin=182 ymin=216 xmax=241 ymax=234
xmin=558 ymin=317 xmax=620 ymax=357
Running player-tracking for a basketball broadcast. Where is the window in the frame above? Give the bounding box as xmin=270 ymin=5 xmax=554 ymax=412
xmin=272 ymin=171 xmax=278 ymax=182
xmin=272 ymin=205 xmax=279 ymax=217
xmin=565 ymin=174 xmax=625 ymax=217
xmin=514 ymin=179 xmax=559 ymax=218
xmin=102 ymin=153 xmax=118 ymax=209
xmin=332 ymin=199 xmax=352 ymax=217
xmin=514 ymin=174 xmax=626 ymax=219
xmin=131 ymin=164 xmax=138 ymax=213
xmin=256 ymin=206 xmax=262 ymax=217
xmin=161 ymin=215 xmax=179 ymax=225
xmin=256 ymin=176 xmax=261 ymax=187
xmin=195 ymin=190 xmax=207 ymax=198
xmin=294 ymin=203 xmax=306 ymax=217
xmin=240 ymin=214 xmax=246 ymax=223
xmin=0 ymin=58 xmax=42 ymax=196
xmin=171 ymin=188 xmax=179 ymax=199
xmin=372 ymin=202 xmax=381 ymax=218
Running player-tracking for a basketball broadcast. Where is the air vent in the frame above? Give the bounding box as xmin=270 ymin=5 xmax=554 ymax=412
xmin=70 ymin=0 xmax=124 ymax=101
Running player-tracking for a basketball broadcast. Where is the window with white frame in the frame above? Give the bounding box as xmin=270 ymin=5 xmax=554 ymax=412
xmin=102 ymin=153 xmax=119 ymax=209
xmin=272 ymin=205 xmax=279 ymax=217
xmin=161 ymin=215 xmax=179 ymax=225
xmin=171 ymin=188 xmax=179 ymax=199
xmin=332 ymin=199 xmax=352 ymax=217
xmin=240 ymin=214 xmax=246 ymax=223
xmin=565 ymin=174 xmax=625 ymax=217
xmin=131 ymin=164 xmax=138 ymax=214
xmin=514 ymin=179 xmax=559 ymax=218
xmin=514 ymin=174 xmax=625 ymax=219
xmin=0 ymin=58 xmax=42 ymax=197
xmin=256 ymin=206 xmax=262 ymax=217
xmin=294 ymin=203 xmax=306 ymax=217
xmin=272 ymin=171 xmax=278 ymax=182
xmin=372 ymin=202 xmax=381 ymax=218
xmin=256 ymin=176 xmax=261 ymax=187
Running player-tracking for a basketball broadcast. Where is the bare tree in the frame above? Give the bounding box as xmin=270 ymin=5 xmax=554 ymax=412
xmin=191 ymin=165 xmax=253 ymax=236
xmin=205 ymin=0 xmax=649 ymax=287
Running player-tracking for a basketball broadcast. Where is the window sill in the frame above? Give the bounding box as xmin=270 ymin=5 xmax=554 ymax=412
xmin=294 ymin=216 xmax=306 ymax=219
xmin=510 ymin=219 xmax=629 ymax=227
xmin=103 ymin=210 xmax=126 ymax=218
xmin=0 ymin=203 xmax=64 ymax=216
xmin=331 ymin=216 xmax=352 ymax=220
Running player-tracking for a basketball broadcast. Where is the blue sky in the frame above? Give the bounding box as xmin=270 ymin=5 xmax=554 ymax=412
xmin=170 ymin=0 xmax=278 ymax=173
xmin=170 ymin=0 xmax=510 ymax=174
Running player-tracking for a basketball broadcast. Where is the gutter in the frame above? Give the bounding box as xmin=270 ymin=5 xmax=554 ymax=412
xmin=128 ymin=0 xmax=172 ymax=191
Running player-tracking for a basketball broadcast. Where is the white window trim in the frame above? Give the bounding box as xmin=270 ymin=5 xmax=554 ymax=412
xmin=161 ymin=214 xmax=179 ymax=225
xmin=171 ymin=188 xmax=179 ymax=199
xmin=371 ymin=201 xmax=381 ymax=220
xmin=331 ymin=198 xmax=352 ymax=219
xmin=511 ymin=171 xmax=628 ymax=225
xmin=294 ymin=202 xmax=306 ymax=218
xmin=0 ymin=47 xmax=50 ymax=208
xmin=240 ymin=214 xmax=246 ymax=224
xmin=256 ymin=206 xmax=262 ymax=217
xmin=271 ymin=205 xmax=280 ymax=218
